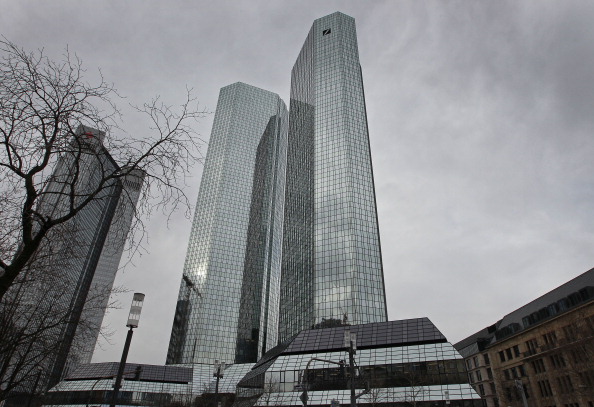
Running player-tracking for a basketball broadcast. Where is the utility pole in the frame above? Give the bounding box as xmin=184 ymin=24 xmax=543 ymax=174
xmin=344 ymin=329 xmax=357 ymax=407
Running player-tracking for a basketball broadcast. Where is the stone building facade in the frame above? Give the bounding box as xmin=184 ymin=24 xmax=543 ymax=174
xmin=455 ymin=268 xmax=594 ymax=407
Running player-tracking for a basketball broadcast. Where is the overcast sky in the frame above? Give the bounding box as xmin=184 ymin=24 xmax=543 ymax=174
xmin=3 ymin=0 xmax=594 ymax=365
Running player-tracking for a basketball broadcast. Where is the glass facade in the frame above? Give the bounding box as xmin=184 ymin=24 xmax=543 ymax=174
xmin=44 ymin=362 xmax=194 ymax=406
xmin=68 ymin=168 xmax=145 ymax=368
xmin=167 ymin=83 xmax=288 ymax=365
xmin=280 ymin=12 xmax=387 ymax=342
xmin=45 ymin=362 xmax=258 ymax=406
xmin=236 ymin=115 xmax=287 ymax=363
xmin=236 ymin=319 xmax=482 ymax=407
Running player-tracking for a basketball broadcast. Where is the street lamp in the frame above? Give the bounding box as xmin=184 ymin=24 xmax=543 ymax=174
xmin=87 ymin=370 xmax=136 ymax=407
xmin=110 ymin=293 xmax=145 ymax=407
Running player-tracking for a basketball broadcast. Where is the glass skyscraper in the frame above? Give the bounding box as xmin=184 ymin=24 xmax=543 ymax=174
xmin=68 ymin=168 xmax=145 ymax=368
xmin=3 ymin=125 xmax=134 ymax=399
xmin=279 ymin=12 xmax=387 ymax=342
xmin=167 ymin=83 xmax=288 ymax=365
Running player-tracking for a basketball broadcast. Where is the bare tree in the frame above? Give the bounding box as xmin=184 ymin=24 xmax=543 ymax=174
xmin=397 ymin=368 xmax=428 ymax=407
xmin=0 ymin=38 xmax=205 ymax=300
xmin=0 ymin=262 xmax=124 ymax=402
xmin=363 ymin=386 xmax=388 ymax=407
xmin=557 ymin=303 xmax=594 ymax=401
xmin=0 ymin=39 xmax=206 ymax=403
xmin=260 ymin=376 xmax=281 ymax=406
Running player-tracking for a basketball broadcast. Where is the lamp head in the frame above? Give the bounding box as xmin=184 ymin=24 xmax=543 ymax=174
xmin=126 ymin=293 xmax=145 ymax=328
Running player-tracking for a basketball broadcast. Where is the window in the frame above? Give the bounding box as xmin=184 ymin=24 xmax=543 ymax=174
xmin=473 ymin=356 xmax=479 ymax=367
xmin=476 ymin=370 xmax=483 ymax=381
xmin=550 ymin=353 xmax=566 ymax=369
xmin=487 ymin=367 xmax=493 ymax=379
xmin=526 ymin=338 xmax=538 ymax=355
xmin=557 ymin=375 xmax=573 ymax=393
xmin=506 ymin=348 xmax=513 ymax=360
xmin=513 ymin=345 xmax=521 ymax=357
xmin=499 ymin=351 xmax=506 ymax=362
xmin=542 ymin=331 xmax=557 ymax=346
xmin=531 ymin=358 xmax=546 ymax=374
xmin=537 ymin=379 xmax=553 ymax=397
xmin=483 ymin=353 xmax=490 ymax=365
xmin=478 ymin=384 xmax=485 ymax=396
xmin=511 ymin=366 xmax=518 ymax=379
xmin=562 ymin=324 xmax=577 ymax=342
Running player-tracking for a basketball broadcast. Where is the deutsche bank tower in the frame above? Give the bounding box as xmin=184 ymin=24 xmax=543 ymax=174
xmin=167 ymin=84 xmax=288 ymax=365
xmin=279 ymin=12 xmax=387 ymax=341
xmin=167 ymin=12 xmax=387 ymax=365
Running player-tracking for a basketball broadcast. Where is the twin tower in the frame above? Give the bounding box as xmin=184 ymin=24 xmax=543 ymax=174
xmin=167 ymin=12 xmax=387 ymax=366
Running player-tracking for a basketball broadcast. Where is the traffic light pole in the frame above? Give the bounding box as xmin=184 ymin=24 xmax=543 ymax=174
xmin=213 ymin=360 xmax=225 ymax=407
xmin=348 ymin=338 xmax=356 ymax=407
xmin=296 ymin=339 xmax=369 ymax=407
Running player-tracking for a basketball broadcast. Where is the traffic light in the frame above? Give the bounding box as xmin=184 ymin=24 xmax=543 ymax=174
xmin=133 ymin=365 xmax=142 ymax=380
xmin=339 ymin=360 xmax=346 ymax=378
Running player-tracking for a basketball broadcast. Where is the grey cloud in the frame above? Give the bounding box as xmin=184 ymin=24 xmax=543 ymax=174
xmin=2 ymin=0 xmax=593 ymax=361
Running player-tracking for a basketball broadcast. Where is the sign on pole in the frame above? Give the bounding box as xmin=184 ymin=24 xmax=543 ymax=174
xmin=300 ymin=391 xmax=309 ymax=406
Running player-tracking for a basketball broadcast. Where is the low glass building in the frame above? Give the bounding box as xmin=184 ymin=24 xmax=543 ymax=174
xmin=43 ymin=361 xmax=258 ymax=406
xmin=235 ymin=318 xmax=481 ymax=407
xmin=44 ymin=319 xmax=480 ymax=407
xmin=43 ymin=362 xmax=194 ymax=406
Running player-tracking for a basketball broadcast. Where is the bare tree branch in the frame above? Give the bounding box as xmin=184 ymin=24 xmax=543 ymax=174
xmin=0 ymin=38 xmax=206 ymax=299
xmin=0 ymin=38 xmax=206 ymax=402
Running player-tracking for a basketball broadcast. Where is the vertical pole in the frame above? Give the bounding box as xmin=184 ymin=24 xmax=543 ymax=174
xmin=214 ymin=363 xmax=222 ymax=407
xmin=215 ymin=368 xmax=220 ymax=407
xmin=349 ymin=339 xmax=356 ymax=407
xmin=110 ymin=327 xmax=134 ymax=407
xmin=515 ymin=379 xmax=529 ymax=407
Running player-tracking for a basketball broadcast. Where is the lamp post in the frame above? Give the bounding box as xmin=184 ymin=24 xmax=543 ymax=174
xmin=110 ymin=293 xmax=145 ymax=407
xmin=87 ymin=371 xmax=136 ymax=407
xmin=213 ymin=360 xmax=225 ymax=407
